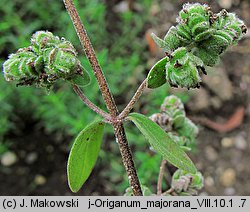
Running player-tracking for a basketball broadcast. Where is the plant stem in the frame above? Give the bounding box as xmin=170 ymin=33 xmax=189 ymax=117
xmin=63 ymin=0 xmax=142 ymax=195
xmin=119 ymin=79 xmax=148 ymax=120
xmin=157 ymin=159 xmax=167 ymax=195
xmin=72 ymin=84 xmax=111 ymax=121
xmin=113 ymin=122 xmax=142 ymax=196
xmin=63 ymin=0 xmax=117 ymax=117
xmin=162 ymin=188 xmax=177 ymax=196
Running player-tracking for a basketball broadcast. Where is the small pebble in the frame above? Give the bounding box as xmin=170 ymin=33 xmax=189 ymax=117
xmin=1 ymin=151 xmax=17 ymax=166
xmin=221 ymin=137 xmax=234 ymax=148
xmin=113 ymin=1 xmax=129 ymax=13
xmin=25 ymin=152 xmax=38 ymax=164
xmin=220 ymin=168 xmax=236 ymax=187
xmin=205 ymin=176 xmax=214 ymax=187
xmin=224 ymin=187 xmax=236 ymax=195
xmin=234 ymin=135 xmax=247 ymax=150
xmin=205 ymin=146 xmax=218 ymax=161
xmin=218 ymin=0 xmax=233 ymax=9
xmin=34 ymin=174 xmax=47 ymax=185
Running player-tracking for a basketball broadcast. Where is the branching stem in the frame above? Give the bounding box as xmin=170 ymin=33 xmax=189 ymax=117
xmin=64 ymin=0 xmax=142 ymax=195
xmin=119 ymin=79 xmax=148 ymax=120
xmin=72 ymin=84 xmax=111 ymax=121
xmin=63 ymin=0 xmax=117 ymax=117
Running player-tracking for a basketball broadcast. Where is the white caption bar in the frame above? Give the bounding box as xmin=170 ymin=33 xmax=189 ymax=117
xmin=0 ymin=196 xmax=249 ymax=212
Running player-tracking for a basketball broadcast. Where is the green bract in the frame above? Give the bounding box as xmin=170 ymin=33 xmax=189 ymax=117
xmin=171 ymin=169 xmax=203 ymax=194
xmin=166 ymin=47 xmax=204 ymax=89
xmin=161 ymin=95 xmax=185 ymax=129
xmin=193 ymin=9 xmax=247 ymax=66
xmin=3 ymin=48 xmax=43 ymax=82
xmin=150 ymin=95 xmax=198 ymax=150
xmin=3 ymin=31 xmax=90 ymax=89
xmin=177 ymin=3 xmax=214 ymax=42
xmin=147 ymin=3 xmax=246 ymax=89
xmin=163 ymin=26 xmax=182 ymax=52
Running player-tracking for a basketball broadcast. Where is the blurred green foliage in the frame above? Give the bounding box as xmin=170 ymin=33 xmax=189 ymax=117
xmin=0 ymin=0 xmax=190 ymax=194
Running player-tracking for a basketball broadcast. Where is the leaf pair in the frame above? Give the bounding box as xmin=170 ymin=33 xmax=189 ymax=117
xmin=68 ymin=112 xmax=197 ymax=193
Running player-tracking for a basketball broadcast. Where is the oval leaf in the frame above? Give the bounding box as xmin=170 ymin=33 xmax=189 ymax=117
xmin=67 ymin=120 xmax=105 ymax=192
xmin=128 ymin=113 xmax=196 ymax=174
xmin=147 ymin=56 xmax=169 ymax=89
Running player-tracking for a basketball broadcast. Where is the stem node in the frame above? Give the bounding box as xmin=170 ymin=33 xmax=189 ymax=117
xmin=63 ymin=0 xmax=142 ymax=196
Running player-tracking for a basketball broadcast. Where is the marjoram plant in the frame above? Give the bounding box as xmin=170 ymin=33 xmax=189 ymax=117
xmin=2 ymin=1 xmax=246 ymax=196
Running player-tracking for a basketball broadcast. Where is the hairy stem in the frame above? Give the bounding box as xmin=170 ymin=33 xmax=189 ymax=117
xmin=119 ymin=79 xmax=148 ymax=120
xmin=72 ymin=85 xmax=111 ymax=121
xmin=113 ymin=122 xmax=142 ymax=196
xmin=63 ymin=0 xmax=142 ymax=195
xmin=157 ymin=159 xmax=167 ymax=195
xmin=63 ymin=0 xmax=117 ymax=117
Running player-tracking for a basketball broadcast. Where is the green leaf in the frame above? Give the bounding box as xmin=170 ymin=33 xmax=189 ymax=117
xmin=67 ymin=120 xmax=105 ymax=192
xmin=151 ymin=32 xmax=168 ymax=49
xmin=69 ymin=66 xmax=91 ymax=87
xmin=147 ymin=56 xmax=169 ymax=89
xmin=128 ymin=113 xmax=196 ymax=174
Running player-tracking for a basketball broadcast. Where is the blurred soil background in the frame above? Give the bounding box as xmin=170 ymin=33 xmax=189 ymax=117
xmin=0 ymin=0 xmax=250 ymax=195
